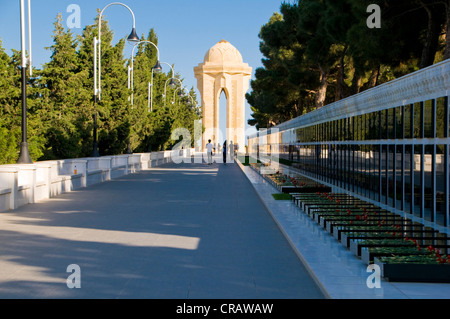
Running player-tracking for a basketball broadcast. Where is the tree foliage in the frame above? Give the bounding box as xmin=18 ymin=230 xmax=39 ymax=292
xmin=247 ymin=0 xmax=450 ymax=129
xmin=0 ymin=12 xmax=200 ymax=164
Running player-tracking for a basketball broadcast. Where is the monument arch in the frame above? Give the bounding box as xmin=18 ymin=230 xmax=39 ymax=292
xmin=194 ymin=40 xmax=252 ymax=151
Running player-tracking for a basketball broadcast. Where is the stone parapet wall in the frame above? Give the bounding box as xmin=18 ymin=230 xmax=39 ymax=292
xmin=0 ymin=149 xmax=193 ymax=213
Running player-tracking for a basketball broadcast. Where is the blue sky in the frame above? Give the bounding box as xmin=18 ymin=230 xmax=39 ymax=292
xmin=0 ymin=0 xmax=285 ymax=139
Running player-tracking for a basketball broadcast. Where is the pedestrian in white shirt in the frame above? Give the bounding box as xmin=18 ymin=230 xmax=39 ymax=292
xmin=206 ymin=139 xmax=213 ymax=165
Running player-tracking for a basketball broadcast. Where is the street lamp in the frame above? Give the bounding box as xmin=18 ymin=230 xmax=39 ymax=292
xmin=163 ymin=77 xmax=180 ymax=106
xmin=17 ymin=0 xmax=33 ymax=164
xmin=172 ymin=86 xmax=187 ymax=105
xmin=187 ymin=93 xmax=198 ymax=109
xmin=92 ymin=2 xmax=139 ymax=157
xmin=148 ymin=62 xmax=174 ymax=112
xmin=161 ymin=64 xmax=180 ymax=106
xmin=129 ymin=40 xmax=162 ymax=111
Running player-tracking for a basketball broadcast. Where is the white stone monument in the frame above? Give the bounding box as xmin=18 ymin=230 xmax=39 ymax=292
xmin=194 ymin=40 xmax=252 ymax=152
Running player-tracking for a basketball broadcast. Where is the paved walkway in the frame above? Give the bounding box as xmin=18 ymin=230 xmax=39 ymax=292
xmin=0 ymin=160 xmax=325 ymax=299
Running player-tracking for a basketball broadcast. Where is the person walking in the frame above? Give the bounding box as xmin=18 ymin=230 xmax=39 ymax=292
xmin=206 ymin=139 xmax=213 ymax=165
xmin=229 ymin=140 xmax=234 ymax=160
xmin=223 ymin=140 xmax=227 ymax=165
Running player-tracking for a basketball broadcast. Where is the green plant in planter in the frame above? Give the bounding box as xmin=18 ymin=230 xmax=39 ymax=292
xmin=357 ymin=238 xmax=415 ymax=245
xmin=368 ymin=246 xmax=430 ymax=255
xmin=272 ymin=193 xmax=292 ymax=200
xmin=378 ymin=254 xmax=450 ymax=265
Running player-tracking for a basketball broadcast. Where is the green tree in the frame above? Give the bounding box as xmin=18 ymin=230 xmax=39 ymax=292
xmin=247 ymin=0 xmax=450 ymax=130
xmin=0 ymin=39 xmax=19 ymax=163
xmin=38 ymin=14 xmax=89 ymax=159
xmin=77 ymin=11 xmax=130 ymax=156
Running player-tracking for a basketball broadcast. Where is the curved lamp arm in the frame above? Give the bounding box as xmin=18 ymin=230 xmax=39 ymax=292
xmin=187 ymin=93 xmax=198 ymax=108
xmin=96 ymin=2 xmax=138 ymax=101
xmin=160 ymin=62 xmax=174 ymax=78
xmin=172 ymin=85 xmax=187 ymax=105
xmin=130 ymin=40 xmax=161 ymax=108
xmin=164 ymin=77 xmax=183 ymax=106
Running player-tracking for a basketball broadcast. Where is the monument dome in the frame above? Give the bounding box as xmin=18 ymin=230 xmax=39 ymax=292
xmin=203 ymin=40 xmax=244 ymax=64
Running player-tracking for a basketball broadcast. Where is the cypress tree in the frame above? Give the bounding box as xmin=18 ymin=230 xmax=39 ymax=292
xmin=39 ymin=14 xmax=88 ymax=159
xmin=0 ymin=39 xmax=19 ymax=164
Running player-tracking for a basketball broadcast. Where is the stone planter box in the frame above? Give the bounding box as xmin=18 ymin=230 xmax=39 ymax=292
xmin=361 ymin=247 xmax=430 ymax=264
xmin=332 ymin=225 xmax=409 ymax=241
xmin=327 ymin=221 xmax=409 ymax=237
xmin=340 ymin=230 xmax=439 ymax=248
xmin=374 ymin=257 xmax=450 ymax=283
xmin=280 ymin=185 xmax=332 ymax=194
xmin=349 ymin=240 xmax=415 ymax=257
xmin=304 ymin=203 xmax=375 ymax=217
xmin=350 ymin=239 xmax=449 ymax=258
xmin=318 ymin=215 xmax=402 ymax=229
xmin=311 ymin=209 xmax=392 ymax=223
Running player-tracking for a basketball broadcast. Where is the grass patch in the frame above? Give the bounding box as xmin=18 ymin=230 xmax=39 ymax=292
xmin=272 ymin=193 xmax=292 ymax=200
xmin=237 ymin=155 xmax=260 ymax=166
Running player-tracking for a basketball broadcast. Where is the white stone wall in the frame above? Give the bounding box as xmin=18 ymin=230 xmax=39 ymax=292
xmin=0 ymin=150 xmax=193 ymax=213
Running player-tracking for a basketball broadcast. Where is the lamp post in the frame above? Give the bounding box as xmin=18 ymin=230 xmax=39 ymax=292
xmin=187 ymin=93 xmax=199 ymax=110
xmin=17 ymin=0 xmax=33 ymax=164
xmin=150 ymin=62 xmax=176 ymax=111
xmin=164 ymin=76 xmax=181 ymax=106
xmin=126 ymin=41 xmax=161 ymax=153
xmin=92 ymin=2 xmax=140 ymax=157
xmin=129 ymin=40 xmax=162 ymax=111
xmin=172 ymin=86 xmax=187 ymax=105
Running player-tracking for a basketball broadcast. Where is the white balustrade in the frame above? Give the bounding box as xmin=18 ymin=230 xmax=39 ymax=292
xmin=0 ymin=149 xmax=192 ymax=213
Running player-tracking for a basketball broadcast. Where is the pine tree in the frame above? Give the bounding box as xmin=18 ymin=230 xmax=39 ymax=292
xmin=38 ymin=14 xmax=88 ymax=159
xmin=0 ymin=39 xmax=18 ymax=164
xmin=77 ymin=11 xmax=129 ymax=156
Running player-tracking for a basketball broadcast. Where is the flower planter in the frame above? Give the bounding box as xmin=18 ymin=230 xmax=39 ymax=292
xmin=304 ymin=204 xmax=380 ymax=216
xmin=293 ymin=194 xmax=359 ymax=210
xmin=349 ymin=240 xmax=416 ymax=257
xmin=332 ymin=225 xmax=411 ymax=241
xmin=326 ymin=220 xmax=404 ymax=236
xmin=374 ymin=257 xmax=450 ymax=283
xmin=263 ymin=173 xmax=331 ymax=194
xmin=318 ymin=215 xmax=403 ymax=229
xmin=349 ymin=238 xmax=449 ymax=258
xmin=340 ymin=230 xmax=439 ymax=248
xmin=361 ymin=246 xmax=433 ymax=264
xmin=304 ymin=202 xmax=374 ymax=216
xmin=311 ymin=209 xmax=392 ymax=223
xmin=281 ymin=185 xmax=332 ymax=194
